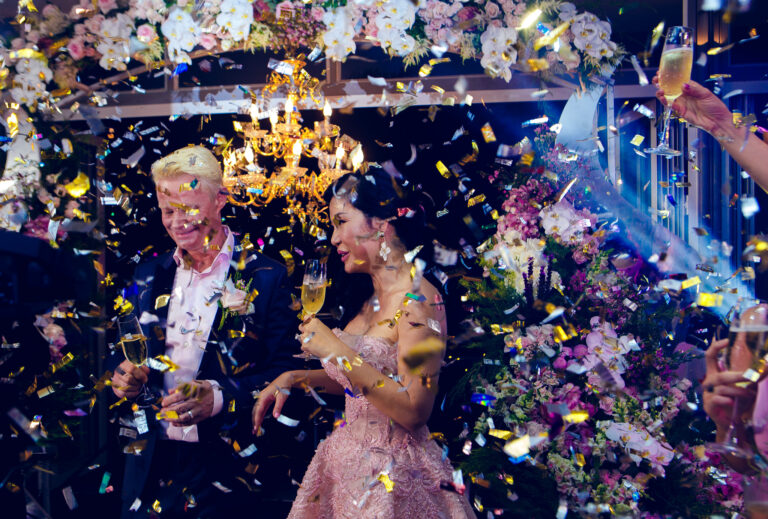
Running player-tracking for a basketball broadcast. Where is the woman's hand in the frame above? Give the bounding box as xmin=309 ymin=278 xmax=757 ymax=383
xmin=653 ymin=76 xmax=736 ymax=139
xmin=252 ymin=371 xmax=296 ymax=434
xmin=298 ymin=316 xmax=348 ymax=360
xmin=702 ymin=338 xmax=758 ymax=432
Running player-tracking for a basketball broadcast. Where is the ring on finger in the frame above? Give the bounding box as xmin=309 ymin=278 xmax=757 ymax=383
xmin=187 ymin=410 xmax=194 ymax=419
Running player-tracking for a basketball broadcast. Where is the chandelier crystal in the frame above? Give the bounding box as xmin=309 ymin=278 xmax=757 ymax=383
xmin=221 ymin=56 xmax=363 ymax=229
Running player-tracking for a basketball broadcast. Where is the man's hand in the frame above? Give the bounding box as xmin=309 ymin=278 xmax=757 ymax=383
xmin=160 ymin=380 xmax=215 ymax=427
xmin=111 ymin=360 xmax=149 ymax=399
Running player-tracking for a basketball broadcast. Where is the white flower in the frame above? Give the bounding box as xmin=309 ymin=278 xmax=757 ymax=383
xmin=96 ymin=13 xmax=134 ymax=70
xmin=558 ymin=2 xmax=577 ymax=22
xmin=322 ymin=7 xmax=357 ymax=61
xmin=539 ymin=200 xmax=591 ymax=243
xmin=11 ymin=57 xmax=53 ymax=104
xmin=129 ymin=0 xmax=166 ymax=24
xmin=493 ymin=228 xmax=560 ymax=293
xmin=377 ymin=27 xmax=416 ymax=56
xmin=216 ymin=0 xmax=254 ymax=42
xmin=162 ymin=7 xmax=200 ymax=63
xmin=376 ymin=0 xmax=417 ymax=29
xmin=570 ymin=12 xmax=599 ymax=51
xmin=373 ymin=0 xmax=421 ymax=56
xmin=480 ymin=25 xmax=518 ymax=82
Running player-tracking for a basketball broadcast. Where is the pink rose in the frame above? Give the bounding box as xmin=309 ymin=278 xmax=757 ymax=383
xmin=573 ymin=344 xmax=588 ymax=358
xmin=98 ymin=0 xmax=117 ymax=14
xmin=84 ymin=14 xmax=104 ymax=35
xmin=310 ymin=6 xmax=325 ymax=22
xmin=74 ymin=23 xmax=86 ymax=36
xmin=198 ymin=33 xmax=217 ymax=50
xmin=221 ymin=287 xmax=247 ymax=309
xmin=552 ymin=356 xmax=567 ymax=370
xmin=68 ymin=37 xmax=86 ymax=60
xmin=136 ymin=23 xmax=157 ymax=43
xmin=485 ymin=2 xmax=500 ymax=18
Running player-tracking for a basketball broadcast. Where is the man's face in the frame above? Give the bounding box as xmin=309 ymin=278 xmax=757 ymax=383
xmin=155 ymin=173 xmax=226 ymax=256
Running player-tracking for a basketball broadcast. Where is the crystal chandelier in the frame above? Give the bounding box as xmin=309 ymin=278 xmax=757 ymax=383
xmin=221 ymin=56 xmax=363 ymax=227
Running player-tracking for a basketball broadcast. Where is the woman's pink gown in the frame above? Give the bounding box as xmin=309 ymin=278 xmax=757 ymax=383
xmin=287 ymin=329 xmax=475 ymax=519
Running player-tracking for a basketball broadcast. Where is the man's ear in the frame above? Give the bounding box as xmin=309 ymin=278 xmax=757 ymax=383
xmin=215 ymin=186 xmax=228 ymax=211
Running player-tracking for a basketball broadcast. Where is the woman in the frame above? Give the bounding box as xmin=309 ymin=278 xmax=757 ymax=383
xmin=252 ymin=169 xmax=475 ymax=518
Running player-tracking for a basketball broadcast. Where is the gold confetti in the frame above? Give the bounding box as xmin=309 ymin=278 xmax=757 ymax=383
xmin=563 ymin=410 xmax=589 ymax=423
xmin=435 ymin=161 xmax=451 ymax=178
xmin=155 ymin=294 xmax=170 ymax=309
xmin=418 ymin=64 xmax=433 ymax=77
xmin=630 ymin=135 xmax=645 ymax=146
xmin=681 ymin=276 xmax=701 ymax=289
xmin=63 ymin=171 xmax=90 ymax=198
xmin=6 ymin=112 xmax=18 ymax=138
xmin=113 ymin=296 xmax=134 ymax=316
xmin=534 ymin=21 xmax=571 ymax=50
xmin=697 ymin=293 xmax=723 ymax=307
xmin=279 ymin=250 xmax=295 ymax=276
xmin=377 ymin=472 xmax=395 ymax=492
xmin=481 ymin=122 xmax=496 ymax=143
xmin=488 ymin=429 xmax=513 ymax=440
xmin=526 ymin=58 xmax=549 ymax=72
xmin=402 ymin=337 xmax=444 ymax=370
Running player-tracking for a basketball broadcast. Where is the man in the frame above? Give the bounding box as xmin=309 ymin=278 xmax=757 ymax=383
xmin=110 ymin=145 xmax=299 ymax=518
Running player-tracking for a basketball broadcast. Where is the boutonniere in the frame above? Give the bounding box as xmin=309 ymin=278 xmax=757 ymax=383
xmin=218 ymin=276 xmax=255 ymax=330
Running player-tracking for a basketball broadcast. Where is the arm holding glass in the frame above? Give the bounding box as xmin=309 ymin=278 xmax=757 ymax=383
xmin=703 ymin=337 xmax=759 ymax=473
xmin=653 ymin=77 xmax=768 ymax=192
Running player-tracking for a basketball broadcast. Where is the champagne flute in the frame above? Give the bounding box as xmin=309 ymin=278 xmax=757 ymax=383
xmin=295 ymin=260 xmax=327 ymax=360
xmin=710 ymin=304 xmax=768 ymax=465
xmin=644 ymin=26 xmax=694 ymax=158
xmin=301 ymin=259 xmax=326 ymax=317
xmin=118 ymin=316 xmax=148 ymax=367
xmin=117 ymin=316 xmax=155 ymax=405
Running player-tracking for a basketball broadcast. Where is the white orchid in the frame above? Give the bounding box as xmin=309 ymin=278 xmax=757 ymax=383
xmin=376 ymin=0 xmax=418 ymax=29
xmin=321 ymin=7 xmax=357 ymax=61
xmin=216 ymin=0 xmax=254 ymax=42
xmin=11 ymin=57 xmax=53 ymax=104
xmin=162 ymin=7 xmax=199 ymax=63
xmin=373 ymin=0 xmax=421 ymax=57
xmin=480 ymin=25 xmax=518 ymax=82
xmin=570 ymin=12 xmax=616 ymax=60
xmin=96 ymin=13 xmax=134 ymax=70
xmin=129 ymin=0 xmax=166 ymax=24
xmin=539 ymin=200 xmax=592 ymax=243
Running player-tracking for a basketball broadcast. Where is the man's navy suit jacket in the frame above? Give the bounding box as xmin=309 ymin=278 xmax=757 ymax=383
xmin=115 ymin=245 xmax=300 ymax=505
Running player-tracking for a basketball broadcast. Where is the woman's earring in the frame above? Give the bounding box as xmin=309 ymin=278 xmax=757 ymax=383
xmin=379 ymin=239 xmax=391 ymax=261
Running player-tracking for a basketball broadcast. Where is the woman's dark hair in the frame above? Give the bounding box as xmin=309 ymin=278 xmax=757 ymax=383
xmin=323 ymin=167 xmax=427 ymax=252
xmin=323 ymin=167 xmax=432 ymax=328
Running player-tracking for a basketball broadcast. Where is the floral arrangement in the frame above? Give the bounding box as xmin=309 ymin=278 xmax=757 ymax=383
xmin=451 ymin=127 xmax=742 ymax=517
xmin=0 ymin=0 xmax=624 ymax=115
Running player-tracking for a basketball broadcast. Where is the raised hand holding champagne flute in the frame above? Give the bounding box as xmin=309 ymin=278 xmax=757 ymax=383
xmin=645 ymin=26 xmax=693 ymax=158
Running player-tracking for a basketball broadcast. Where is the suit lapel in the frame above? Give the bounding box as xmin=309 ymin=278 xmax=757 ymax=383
xmin=148 ymin=254 xmax=177 ymax=359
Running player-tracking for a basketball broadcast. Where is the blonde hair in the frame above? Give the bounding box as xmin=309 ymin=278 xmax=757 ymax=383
xmin=151 ymin=145 xmax=222 ymax=192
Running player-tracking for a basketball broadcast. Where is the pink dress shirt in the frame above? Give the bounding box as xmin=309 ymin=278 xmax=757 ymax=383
xmin=162 ymin=227 xmax=234 ymax=442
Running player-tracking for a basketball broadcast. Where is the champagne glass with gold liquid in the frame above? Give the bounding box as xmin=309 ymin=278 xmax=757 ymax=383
xmin=710 ymin=304 xmax=768 ymax=467
xmin=295 ymin=260 xmax=327 ymax=360
xmin=301 ymin=259 xmax=326 ymax=317
xmin=117 ymin=316 xmax=156 ymax=404
xmin=645 ymin=26 xmax=693 ymax=158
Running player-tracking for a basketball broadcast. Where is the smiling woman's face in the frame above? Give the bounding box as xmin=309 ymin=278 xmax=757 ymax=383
xmin=155 ymin=173 xmax=225 ymax=256
xmin=329 ymin=196 xmax=381 ymax=274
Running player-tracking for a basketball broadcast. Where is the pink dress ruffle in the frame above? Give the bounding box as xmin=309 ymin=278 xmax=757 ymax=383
xmin=287 ymin=329 xmax=475 ymax=519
